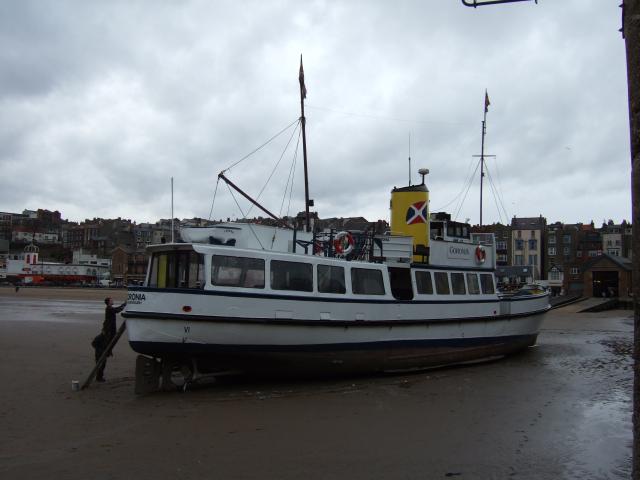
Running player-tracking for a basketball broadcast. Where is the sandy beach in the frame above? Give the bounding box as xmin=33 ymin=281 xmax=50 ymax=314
xmin=0 ymin=286 xmax=632 ymax=479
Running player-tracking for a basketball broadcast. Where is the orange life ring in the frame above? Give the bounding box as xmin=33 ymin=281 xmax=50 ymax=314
xmin=334 ymin=231 xmax=354 ymax=255
xmin=475 ymin=245 xmax=486 ymax=264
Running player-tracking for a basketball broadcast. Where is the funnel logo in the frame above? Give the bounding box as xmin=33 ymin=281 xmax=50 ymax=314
xmin=405 ymin=201 xmax=427 ymax=225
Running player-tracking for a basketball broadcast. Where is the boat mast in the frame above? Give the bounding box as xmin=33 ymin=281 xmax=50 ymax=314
xmin=299 ymin=55 xmax=311 ymax=232
xmin=476 ymin=90 xmax=495 ymax=226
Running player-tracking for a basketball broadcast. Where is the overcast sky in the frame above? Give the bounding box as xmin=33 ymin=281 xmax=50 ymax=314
xmin=0 ymin=1 xmax=631 ymax=227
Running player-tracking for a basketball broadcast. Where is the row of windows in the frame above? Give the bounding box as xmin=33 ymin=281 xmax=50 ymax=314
xmin=211 ymin=256 xmax=386 ymax=295
xmin=148 ymin=252 xmax=497 ymax=297
xmin=414 ymin=271 xmax=495 ymax=295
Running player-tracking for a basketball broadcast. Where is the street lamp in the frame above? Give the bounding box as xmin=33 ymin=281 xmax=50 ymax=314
xmin=461 ymin=0 xmax=537 ymax=6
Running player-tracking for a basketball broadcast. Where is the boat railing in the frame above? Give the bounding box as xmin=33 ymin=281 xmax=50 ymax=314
xmin=471 ymin=233 xmax=495 ymax=246
xmin=310 ymin=228 xmax=379 ymax=263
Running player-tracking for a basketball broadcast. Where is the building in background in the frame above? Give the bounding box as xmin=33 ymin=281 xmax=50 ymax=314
xmin=511 ymin=216 xmax=546 ymax=281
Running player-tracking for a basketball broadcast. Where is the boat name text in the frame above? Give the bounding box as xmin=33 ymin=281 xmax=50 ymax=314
xmin=448 ymin=246 xmax=471 ymax=257
xmin=127 ymin=292 xmax=146 ymax=304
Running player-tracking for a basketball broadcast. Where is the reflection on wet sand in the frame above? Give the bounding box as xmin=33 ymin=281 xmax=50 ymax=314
xmin=0 ymin=287 xmax=632 ymax=479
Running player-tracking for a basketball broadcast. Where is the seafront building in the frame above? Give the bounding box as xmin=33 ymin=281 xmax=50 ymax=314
xmin=0 ymin=206 xmax=634 ymax=296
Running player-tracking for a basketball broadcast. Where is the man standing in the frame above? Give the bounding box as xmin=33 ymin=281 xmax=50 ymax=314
xmin=94 ymin=297 xmax=126 ymax=382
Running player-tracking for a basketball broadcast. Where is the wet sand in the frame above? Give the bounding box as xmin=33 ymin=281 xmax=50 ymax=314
xmin=0 ymin=287 xmax=633 ymax=479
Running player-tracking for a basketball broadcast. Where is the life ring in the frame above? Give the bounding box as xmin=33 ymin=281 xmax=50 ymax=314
xmin=334 ymin=231 xmax=355 ymax=255
xmin=475 ymin=245 xmax=486 ymax=264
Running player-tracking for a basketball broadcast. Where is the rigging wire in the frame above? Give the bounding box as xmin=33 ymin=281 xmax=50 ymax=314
xmin=452 ymin=159 xmax=482 ymax=221
xmin=207 ymin=176 xmax=221 ymax=221
xmin=306 ymin=104 xmax=464 ymax=126
xmin=432 ymin=158 xmax=479 ymax=212
xmin=485 ymin=165 xmax=510 ymax=222
xmin=489 ymin=162 xmax=511 ymax=222
xmin=245 ymin=121 xmax=301 ymax=217
xmin=284 ymin=131 xmax=302 ymax=218
xmin=221 ymin=118 xmax=300 ymax=174
xmin=225 ymin=183 xmax=265 ymax=250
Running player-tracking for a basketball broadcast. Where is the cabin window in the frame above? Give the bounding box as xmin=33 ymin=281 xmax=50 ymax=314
xmin=466 ymin=273 xmax=480 ymax=294
xmin=148 ymin=250 xmax=205 ymax=289
xmin=212 ymin=255 xmax=265 ymax=288
xmin=351 ymin=268 xmax=385 ymax=295
xmin=317 ymin=265 xmax=346 ymax=294
xmin=271 ymin=260 xmax=313 ymax=292
xmin=388 ymin=267 xmax=414 ymax=300
xmin=451 ymin=273 xmax=466 ymax=295
xmin=480 ymin=274 xmax=495 ymax=294
xmin=434 ymin=272 xmax=450 ymax=295
xmin=415 ymin=271 xmax=434 ymax=295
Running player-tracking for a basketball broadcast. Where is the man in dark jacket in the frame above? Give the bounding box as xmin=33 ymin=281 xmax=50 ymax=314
xmin=94 ymin=297 xmax=126 ymax=382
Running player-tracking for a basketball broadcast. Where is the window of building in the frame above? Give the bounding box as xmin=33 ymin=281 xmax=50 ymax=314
xmin=497 ymin=254 xmax=508 ymax=263
xmin=496 ymin=241 xmax=507 ymax=250
xmin=531 ymin=230 xmax=536 ymax=239
xmin=451 ymin=273 xmax=466 ymax=295
xmin=588 ymin=250 xmax=598 ymax=257
xmin=317 ymin=265 xmax=346 ymax=294
xmin=351 ymin=268 xmax=385 ymax=295
xmin=515 ymin=239 xmax=524 ymax=250
xmin=548 ymin=247 xmax=556 ymax=256
xmin=415 ymin=271 xmax=434 ymax=294
xmin=564 ymin=247 xmax=571 ymax=256
xmin=480 ymin=274 xmax=495 ymax=294
xmin=517 ymin=230 xmax=522 ymax=239
xmin=549 ymin=270 xmax=560 ymax=281
xmin=528 ymin=254 xmax=538 ymax=266
xmin=514 ymin=255 xmax=524 ymax=266
xmin=434 ymin=272 xmax=450 ymax=295
xmin=528 ymin=239 xmax=537 ymax=250
xmin=563 ymin=234 xmax=571 ymax=244
xmin=212 ymin=255 xmax=264 ymax=288
xmin=466 ymin=273 xmax=480 ymax=294
xmin=271 ymin=260 xmax=312 ymax=292
xmin=149 ymin=250 xmax=205 ymax=289
xmin=570 ymin=267 xmax=580 ymax=275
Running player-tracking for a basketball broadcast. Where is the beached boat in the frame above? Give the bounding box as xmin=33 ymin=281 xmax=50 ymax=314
xmin=122 ymin=61 xmax=549 ymax=391
xmin=123 ymin=181 xmax=548 ymax=390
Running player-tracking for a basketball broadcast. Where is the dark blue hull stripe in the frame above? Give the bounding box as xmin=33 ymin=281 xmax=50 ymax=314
xmin=129 ymin=333 xmax=538 ymax=355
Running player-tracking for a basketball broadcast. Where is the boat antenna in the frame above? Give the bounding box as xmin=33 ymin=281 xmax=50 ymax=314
xmin=408 ymin=133 xmax=412 ymax=186
xmin=171 ymin=177 xmax=175 ymax=243
xmin=299 ymin=55 xmax=312 ymax=232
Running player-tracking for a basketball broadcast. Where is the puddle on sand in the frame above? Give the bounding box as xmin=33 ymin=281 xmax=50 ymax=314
xmin=0 ymin=298 xmax=102 ymax=324
xmin=560 ymin=396 xmax=632 ymax=479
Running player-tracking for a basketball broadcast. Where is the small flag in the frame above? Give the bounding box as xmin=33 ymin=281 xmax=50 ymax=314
xmin=299 ymin=55 xmax=307 ymax=99
xmin=484 ymin=90 xmax=490 ymax=113
xmin=405 ymin=201 xmax=428 ymax=225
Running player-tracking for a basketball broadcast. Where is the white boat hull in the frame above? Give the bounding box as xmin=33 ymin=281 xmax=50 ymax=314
xmin=124 ymin=288 xmax=548 ymax=375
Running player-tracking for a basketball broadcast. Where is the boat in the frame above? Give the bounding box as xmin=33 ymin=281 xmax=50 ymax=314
xmin=122 ymin=62 xmax=549 ymax=391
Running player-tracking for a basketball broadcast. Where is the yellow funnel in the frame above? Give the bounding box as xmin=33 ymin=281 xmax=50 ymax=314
xmin=390 ymin=184 xmax=429 ymax=262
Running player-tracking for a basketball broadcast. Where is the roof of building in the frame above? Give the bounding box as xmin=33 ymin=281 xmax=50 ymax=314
xmin=511 ymin=216 xmax=546 ymax=229
xmin=581 ymin=253 xmax=632 ymax=272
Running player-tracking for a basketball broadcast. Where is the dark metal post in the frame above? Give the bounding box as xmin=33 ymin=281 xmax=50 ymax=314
xmin=480 ymin=118 xmax=486 ymax=226
xmin=623 ymin=1 xmax=640 ymax=476
xmin=81 ymin=321 xmax=127 ymax=390
xmin=218 ymin=173 xmax=291 ymax=229
xmin=480 ymin=90 xmax=489 ymax=226
xmin=299 ymin=56 xmax=311 ymax=233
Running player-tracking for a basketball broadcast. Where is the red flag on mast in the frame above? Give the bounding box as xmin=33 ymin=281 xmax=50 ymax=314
xmin=484 ymin=90 xmax=490 ymax=113
xmin=299 ymin=55 xmax=307 ymax=99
